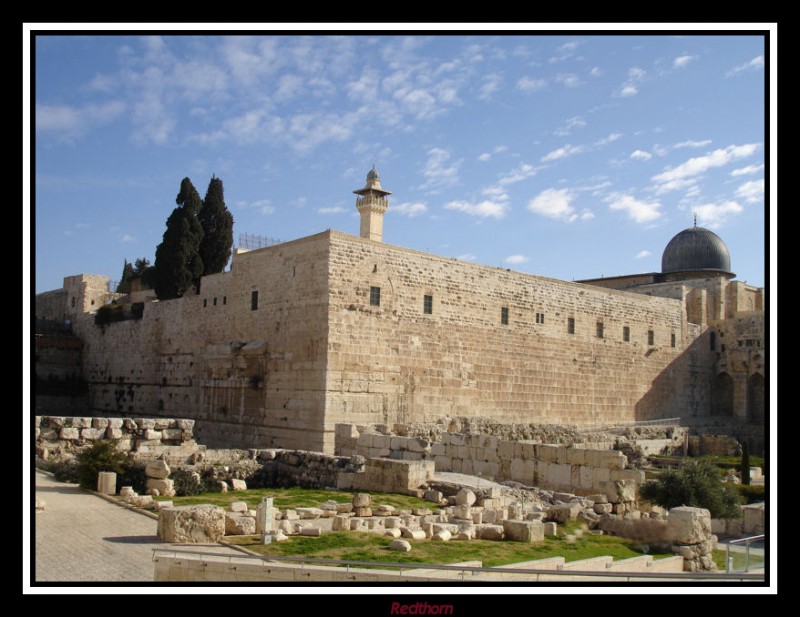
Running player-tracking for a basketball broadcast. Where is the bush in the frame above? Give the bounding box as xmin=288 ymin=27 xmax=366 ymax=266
xmin=48 ymin=459 xmax=81 ymax=484
xmin=171 ymin=468 xmax=220 ymax=496
xmin=118 ymin=461 xmax=148 ymax=495
xmin=639 ymin=459 xmax=744 ymax=519
xmin=737 ymin=484 xmax=765 ymax=504
xmin=74 ymin=440 xmax=129 ymax=490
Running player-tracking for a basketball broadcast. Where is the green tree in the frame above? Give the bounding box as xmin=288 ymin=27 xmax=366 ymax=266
xmin=639 ymin=459 xmax=743 ymax=519
xmin=115 ymin=259 xmax=135 ymax=294
xmin=198 ymin=175 xmax=234 ymax=277
xmin=153 ymin=178 xmax=205 ymax=299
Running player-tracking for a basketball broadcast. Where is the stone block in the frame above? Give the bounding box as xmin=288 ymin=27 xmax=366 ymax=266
xmin=598 ymin=480 xmax=636 ymax=504
xmin=390 ymin=539 xmax=412 ymax=552
xmin=160 ymin=428 xmax=182 ymax=441
xmin=349 ymin=518 xmax=367 ymax=531
xmin=299 ymin=526 xmax=322 ymax=537
xmin=145 ymin=460 xmax=170 ymax=479
xmin=157 ymin=505 xmax=225 ymax=543
xmin=353 ymin=506 xmax=372 ymax=517
xmin=225 ymin=513 xmax=256 ymax=535
xmin=107 ymin=418 xmax=124 ymax=429
xmin=332 ymin=515 xmax=351 ymax=531
xmin=610 ymin=469 xmax=645 ymax=483
xmin=538 ymin=444 xmax=559 ymax=463
xmin=400 ymin=528 xmax=426 ymax=540
xmin=59 ymin=427 xmax=79 ymax=440
xmin=366 ymin=518 xmax=384 ymax=530
xmin=353 ymin=493 xmax=372 ymax=507
xmin=146 ymin=478 xmax=175 ymax=497
xmin=431 ymin=443 xmax=446 ymax=457
xmin=552 ymin=491 xmax=575 ymax=503
xmin=97 ymin=471 xmax=117 ymax=495
xmin=230 ymin=501 xmax=249 ymax=513
xmin=593 ymin=503 xmax=613 ymax=515
xmin=336 ymin=503 xmax=354 ymax=514
xmin=283 ymin=509 xmax=299 ymax=520
xmin=503 ymin=520 xmax=545 ymax=543
xmin=456 ymin=488 xmax=476 ymax=506
xmin=452 ymin=504 xmax=472 ymax=520
xmin=594 ymin=450 xmax=627 ymax=469
xmin=119 ymin=486 xmax=136 ymax=499
xmin=544 ymin=522 xmax=558 ymax=537
xmin=667 ymin=507 xmax=712 ymax=545
xmin=593 ymin=467 xmax=611 ymax=484
xmin=546 ymin=463 xmax=572 ymax=488
xmin=579 ymin=466 xmax=594 ymax=489
xmin=154 ymin=500 xmax=173 ymax=511
xmin=434 ymin=455 xmax=452 ymax=471
xmin=296 ymin=507 xmax=324 ymax=519
xmin=475 ymin=524 xmax=504 ymax=541
xmin=384 ymin=528 xmax=402 ymax=538
xmin=424 ymin=490 xmax=444 ymax=503
xmin=106 ymin=427 xmax=124 ymax=440
xmin=742 ymin=503 xmax=765 ymax=535
xmin=432 ymin=530 xmax=452 ymax=542
xmin=550 ymin=502 xmax=582 ymax=524
xmin=143 ymin=429 xmax=162 ymax=441
xmin=566 ymin=448 xmax=586 ymax=466
xmin=384 ymin=517 xmax=402 ymax=529
xmin=498 ymin=440 xmax=515 ymax=460
xmin=587 ymin=493 xmax=608 ymax=504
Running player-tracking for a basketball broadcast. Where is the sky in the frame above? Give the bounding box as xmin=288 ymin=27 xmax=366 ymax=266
xmin=28 ymin=27 xmax=772 ymax=295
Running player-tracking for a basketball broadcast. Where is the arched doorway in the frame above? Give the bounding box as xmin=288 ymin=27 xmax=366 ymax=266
xmin=711 ymin=372 xmax=734 ymax=417
xmin=748 ymin=373 xmax=765 ymax=424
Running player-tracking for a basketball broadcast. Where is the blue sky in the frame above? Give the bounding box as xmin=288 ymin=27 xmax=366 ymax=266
xmin=29 ymin=27 xmax=772 ymax=294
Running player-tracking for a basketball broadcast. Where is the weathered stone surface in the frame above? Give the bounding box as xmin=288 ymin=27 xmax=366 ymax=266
xmin=742 ymin=503 xmax=765 ymax=535
xmin=400 ymin=527 xmax=426 ymax=540
xmin=424 ymin=490 xmax=444 ymax=503
xmin=353 ymin=506 xmax=373 ymax=517
xmin=335 ymin=502 xmax=354 ymax=514
xmin=667 ymin=507 xmax=712 ymax=545
xmin=230 ymin=501 xmax=249 ymax=513
xmin=59 ymin=428 xmax=79 ymax=440
xmin=225 ymin=513 xmax=256 ymax=535
xmin=385 ymin=528 xmax=402 ymax=538
xmin=299 ymin=526 xmax=322 ymax=537
xmin=353 ymin=493 xmax=372 ymax=507
xmin=502 ymin=520 xmax=545 ymax=543
xmin=296 ymin=507 xmax=324 ymax=519
xmin=455 ymin=488 xmax=476 ymax=506
xmin=119 ymin=486 xmax=136 ymax=499
xmin=145 ymin=460 xmax=171 ymax=479
xmin=154 ymin=500 xmax=174 ymax=511
xmin=598 ymin=480 xmax=637 ymax=504
xmin=390 ymin=539 xmax=412 ymax=552
xmin=452 ymin=504 xmax=472 ymax=520
xmin=230 ymin=478 xmax=247 ymax=491
xmin=97 ymin=471 xmax=117 ymax=495
xmin=432 ymin=530 xmax=452 ymax=542
xmin=550 ymin=502 xmax=582 ymax=524
xmin=158 ymin=505 xmax=225 ymax=543
xmin=544 ymin=522 xmax=558 ymax=537
xmin=282 ymin=509 xmax=299 ymax=520
xmin=593 ymin=503 xmax=613 ymax=515
xmin=475 ymin=524 xmax=504 ymax=541
xmin=146 ymin=478 xmax=175 ymax=497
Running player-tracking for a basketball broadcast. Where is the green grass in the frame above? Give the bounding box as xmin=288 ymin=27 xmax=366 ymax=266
xmin=227 ymin=524 xmax=673 ymax=568
xmin=712 ymin=549 xmax=765 ymax=572
xmin=700 ymin=454 xmax=766 ymax=474
xmin=155 ymin=486 xmax=433 ymax=511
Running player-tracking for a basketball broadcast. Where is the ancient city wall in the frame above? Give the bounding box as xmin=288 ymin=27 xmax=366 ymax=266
xmin=70 ymin=233 xmax=333 ymax=452
xmin=323 ymin=231 xmax=714 ymax=431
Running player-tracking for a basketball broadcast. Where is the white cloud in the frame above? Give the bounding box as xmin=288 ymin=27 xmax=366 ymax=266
xmin=421 ymin=147 xmax=460 ymax=191
xmin=541 ymin=144 xmax=587 ymax=162
xmin=393 ymin=202 xmax=428 ymax=217
xmin=731 ymin=164 xmax=764 ymax=177
xmin=606 ymin=194 xmax=662 ymax=223
xmin=616 ymin=67 xmax=646 ymax=97
xmin=554 ymin=116 xmax=587 ymax=136
xmin=528 ymin=188 xmax=577 ymax=222
xmin=237 ymin=199 xmax=276 ymax=215
xmin=504 ymin=254 xmax=528 ymax=265
xmin=590 ymin=66 xmax=603 ymax=77
xmin=478 ymin=74 xmax=503 ymax=100
xmin=36 ymin=101 xmax=126 ymax=139
xmin=630 ymin=150 xmax=652 ymax=161
xmin=457 ymin=253 xmax=477 ymax=261
xmin=444 ymin=200 xmax=509 ymax=219
xmin=580 ymin=210 xmax=595 ymax=221
xmin=651 ymin=144 xmax=759 ymax=189
xmin=635 ymin=250 xmax=651 ymax=259
xmin=555 ymin=73 xmax=581 ymax=88
xmin=673 ymin=55 xmax=696 ymax=69
xmin=595 ymin=132 xmax=622 ymax=146
xmin=478 ymin=152 xmax=492 ymax=162
xmin=121 ymin=234 xmax=136 ymax=243
xmin=694 ymin=201 xmax=744 ymax=227
xmin=317 ymin=206 xmax=348 ymax=214
xmin=498 ymin=163 xmax=537 ymax=186
xmin=517 ymin=76 xmax=547 ymax=92
xmin=726 ymin=55 xmax=765 ymax=77
xmin=477 ymin=145 xmax=508 ymax=162
xmin=736 ymin=179 xmax=764 ymax=204
xmin=673 ymin=139 xmax=712 ymax=149
xmin=75 ymin=223 xmax=90 ymax=229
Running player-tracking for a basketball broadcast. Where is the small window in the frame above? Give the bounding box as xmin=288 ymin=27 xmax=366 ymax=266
xmin=71 ymin=297 xmax=75 ymax=308
xmin=91 ymin=300 xmax=95 ymax=306
xmin=710 ymin=331 xmax=716 ymax=351
xmin=671 ymin=333 xmax=676 ymax=348
xmin=370 ymin=286 xmax=381 ymax=307
xmin=424 ymin=295 xmax=433 ymax=315
xmin=567 ymin=317 xmax=575 ymax=334
xmin=501 ymin=307 xmax=509 ymax=325
xmin=213 ymin=297 xmax=217 ymax=306
xmin=648 ymin=330 xmax=655 ymax=346
xmin=203 ymin=299 xmax=207 ymax=308
xmin=596 ymin=322 xmax=604 ymax=339
xmin=251 ymin=290 xmax=259 ymax=311
xmin=623 ymin=326 xmax=630 ymax=342
xmin=721 ymin=344 xmax=726 ymax=352
xmin=536 ymin=312 xmax=545 ymax=324
xmin=223 ymin=296 xmax=227 ymax=305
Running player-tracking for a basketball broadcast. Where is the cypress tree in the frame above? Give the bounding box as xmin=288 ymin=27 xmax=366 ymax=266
xmin=198 ymin=175 xmax=234 ymax=277
xmin=741 ymin=441 xmax=751 ymax=486
xmin=152 ymin=178 xmax=205 ymax=300
xmin=116 ymin=259 xmax=134 ymax=294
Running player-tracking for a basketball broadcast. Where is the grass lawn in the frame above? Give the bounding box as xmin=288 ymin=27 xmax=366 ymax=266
xmin=156 ymin=487 xmax=434 ymax=511
xmin=712 ymin=549 xmax=765 ymax=572
xmin=226 ymin=525 xmax=673 ymax=568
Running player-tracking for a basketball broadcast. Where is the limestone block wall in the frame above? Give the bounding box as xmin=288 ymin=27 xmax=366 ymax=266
xmin=323 ymin=231 xmax=712 ymax=431
xmin=335 ymin=423 xmax=644 ymax=497
xmin=34 ymin=415 xmax=203 ymax=464
xmin=338 ymin=457 xmax=436 ymax=496
xmin=71 ymin=233 xmax=333 ymax=452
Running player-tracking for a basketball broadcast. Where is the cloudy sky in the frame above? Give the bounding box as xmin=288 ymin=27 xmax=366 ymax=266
xmin=28 ymin=27 xmax=772 ymax=294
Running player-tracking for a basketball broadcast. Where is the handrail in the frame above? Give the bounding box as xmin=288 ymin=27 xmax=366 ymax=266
xmin=152 ymin=548 xmax=764 ymax=582
xmin=725 ymin=534 xmax=765 ymax=574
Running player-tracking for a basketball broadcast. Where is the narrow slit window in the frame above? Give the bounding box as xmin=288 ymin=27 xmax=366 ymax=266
xmin=423 ymin=295 xmax=433 ymax=315
xmin=623 ymin=326 xmax=630 ymax=342
xmin=370 ymin=286 xmax=381 ymax=307
xmin=567 ymin=317 xmax=575 ymax=334
xmin=501 ymin=307 xmax=509 ymax=325
xmin=251 ymin=290 xmax=259 ymax=311
xmin=596 ymin=322 xmax=604 ymax=339
xmin=671 ymin=333 xmax=676 ymax=348
xmin=648 ymin=330 xmax=655 ymax=346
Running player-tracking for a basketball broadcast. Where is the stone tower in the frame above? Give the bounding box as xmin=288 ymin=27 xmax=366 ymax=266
xmin=353 ymin=165 xmax=391 ymax=242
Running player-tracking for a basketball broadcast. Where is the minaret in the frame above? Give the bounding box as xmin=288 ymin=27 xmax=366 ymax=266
xmin=353 ymin=165 xmax=391 ymax=242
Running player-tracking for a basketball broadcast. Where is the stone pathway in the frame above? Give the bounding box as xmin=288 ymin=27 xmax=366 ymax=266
xmin=32 ymin=470 xmax=245 ymax=583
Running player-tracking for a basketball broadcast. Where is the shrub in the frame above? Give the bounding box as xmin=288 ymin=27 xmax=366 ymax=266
xmin=737 ymin=484 xmax=765 ymax=504
xmin=171 ymin=468 xmax=220 ymax=496
xmin=49 ymin=459 xmax=81 ymax=484
xmin=74 ymin=440 xmax=129 ymax=490
xmin=639 ymin=459 xmax=744 ymax=519
xmin=118 ymin=460 xmax=148 ymax=495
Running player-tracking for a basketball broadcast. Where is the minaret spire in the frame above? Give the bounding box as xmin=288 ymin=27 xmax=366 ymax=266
xmin=353 ymin=166 xmax=391 ymax=242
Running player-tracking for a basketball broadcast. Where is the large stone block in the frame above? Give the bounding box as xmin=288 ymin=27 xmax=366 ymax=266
xmin=537 ymin=444 xmax=559 ymax=463
xmin=146 ymin=478 xmax=175 ymax=497
xmin=59 ymin=427 xmax=79 ymax=440
xmin=455 ymin=488 xmax=476 ymax=506
xmin=667 ymin=507 xmax=712 ymax=545
xmin=157 ymin=505 xmax=225 ymax=543
xmin=742 ymin=503 xmax=765 ymax=535
xmin=549 ymin=502 xmax=582 ymax=524
xmin=145 ymin=460 xmax=171 ymax=479
xmin=546 ymin=463 xmax=572 ymax=488
xmin=353 ymin=493 xmax=371 ymax=507
xmin=502 ymin=520 xmax=545 ymax=543
xmin=475 ymin=524 xmax=504 ymax=541
xmin=566 ymin=448 xmax=586 ymax=466
xmin=225 ymin=513 xmax=256 ymax=535
xmin=598 ymin=480 xmax=636 ymax=504
xmin=390 ymin=539 xmax=412 ymax=552
xmin=97 ymin=472 xmax=117 ymax=495
xmin=400 ymin=528 xmax=426 ymax=540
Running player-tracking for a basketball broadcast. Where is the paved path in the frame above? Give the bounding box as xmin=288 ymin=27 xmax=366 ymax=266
xmin=33 ymin=470 xmax=245 ymax=583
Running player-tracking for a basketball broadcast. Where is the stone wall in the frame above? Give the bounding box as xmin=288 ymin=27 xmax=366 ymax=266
xmin=35 ymin=415 xmax=203 ymax=464
xmin=335 ymin=423 xmax=644 ymax=497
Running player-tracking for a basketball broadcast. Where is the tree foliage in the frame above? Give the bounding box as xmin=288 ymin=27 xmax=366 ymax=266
xmin=115 ymin=260 xmax=135 ymax=294
xmin=639 ymin=459 xmax=743 ymax=519
xmin=153 ymin=178 xmax=205 ymax=299
xmin=198 ymin=175 xmax=234 ymax=277
xmin=741 ymin=441 xmax=751 ymax=486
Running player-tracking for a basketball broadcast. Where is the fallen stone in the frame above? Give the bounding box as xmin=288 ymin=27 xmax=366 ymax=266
xmin=336 ymin=503 xmax=354 ymax=514
xmin=146 ymin=478 xmax=175 ymax=497
xmin=456 ymin=488 xmax=477 ymax=506
xmin=283 ymin=509 xmax=299 ymax=520
xmin=230 ymin=501 xmax=249 ymax=513
xmin=400 ymin=527 xmax=426 ymax=540
xmin=352 ymin=493 xmax=371 ymax=507
xmin=154 ymin=500 xmax=174 ymax=511
xmin=225 ymin=513 xmax=256 ymax=535
xmin=230 ymin=478 xmax=247 ymax=491
xmin=119 ymin=486 xmax=135 ymax=498
xmin=299 ymin=526 xmax=322 ymax=537
xmin=353 ymin=506 xmax=373 ymax=517
xmin=550 ymin=502 xmax=582 ymax=524
xmin=273 ymin=531 xmax=289 ymax=542
xmin=390 ymin=539 xmax=412 ymax=552
xmin=503 ymin=520 xmax=545 ymax=543
xmin=296 ymin=507 xmax=324 ymax=519
xmin=475 ymin=524 xmax=504 ymax=541
xmin=145 ymin=460 xmax=170 ymax=480
xmin=384 ymin=528 xmax=402 ymax=538
xmin=544 ymin=522 xmax=557 ymax=537
xmin=432 ymin=530 xmax=452 ymax=542
xmin=158 ymin=505 xmax=225 ymax=543
xmin=594 ymin=503 xmax=613 ymax=515
xmin=425 ymin=490 xmax=444 ymax=503
xmin=668 ymin=506 xmax=712 ymax=545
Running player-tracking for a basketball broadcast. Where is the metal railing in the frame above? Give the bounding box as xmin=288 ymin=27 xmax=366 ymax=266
xmin=725 ymin=534 xmax=765 ymax=574
xmin=152 ymin=548 xmax=765 ymax=583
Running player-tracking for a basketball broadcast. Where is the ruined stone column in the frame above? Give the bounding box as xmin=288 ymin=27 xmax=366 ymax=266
xmin=97 ymin=471 xmax=117 ymax=495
